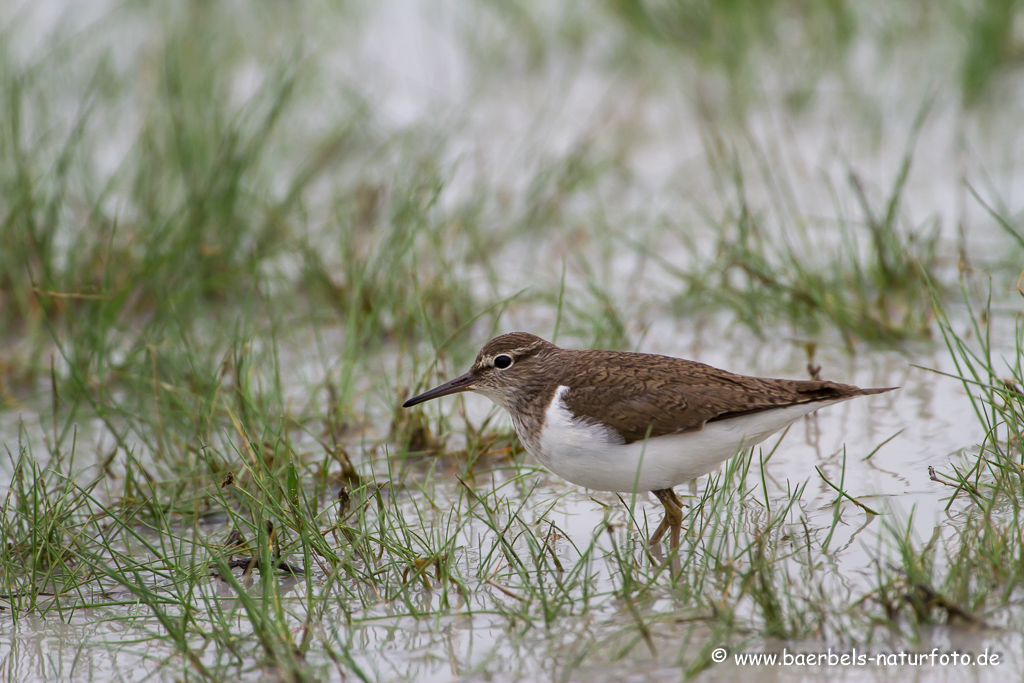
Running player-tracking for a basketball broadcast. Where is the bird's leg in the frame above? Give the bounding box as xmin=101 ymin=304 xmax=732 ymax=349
xmin=649 ymin=488 xmax=684 ymax=550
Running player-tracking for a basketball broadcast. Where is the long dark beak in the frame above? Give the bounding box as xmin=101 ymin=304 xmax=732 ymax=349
xmin=402 ymin=372 xmax=479 ymax=408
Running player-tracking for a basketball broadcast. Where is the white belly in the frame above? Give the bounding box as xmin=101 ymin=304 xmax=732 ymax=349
xmin=527 ymin=385 xmax=844 ymax=492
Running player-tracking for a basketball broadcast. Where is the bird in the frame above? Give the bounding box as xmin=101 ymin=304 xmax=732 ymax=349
xmin=402 ymin=332 xmax=895 ymax=551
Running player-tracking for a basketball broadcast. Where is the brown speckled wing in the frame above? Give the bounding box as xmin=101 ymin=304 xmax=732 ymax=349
xmin=555 ymin=350 xmax=891 ymax=444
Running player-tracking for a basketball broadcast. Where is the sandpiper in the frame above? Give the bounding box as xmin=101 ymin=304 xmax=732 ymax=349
xmin=403 ymin=332 xmax=895 ymax=550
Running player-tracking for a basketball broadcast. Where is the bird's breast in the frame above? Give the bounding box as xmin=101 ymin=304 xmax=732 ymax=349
xmin=514 ymin=385 xmax=838 ymax=493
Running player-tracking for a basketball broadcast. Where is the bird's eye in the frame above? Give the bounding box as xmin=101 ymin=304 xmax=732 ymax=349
xmin=493 ymin=354 xmax=513 ymax=369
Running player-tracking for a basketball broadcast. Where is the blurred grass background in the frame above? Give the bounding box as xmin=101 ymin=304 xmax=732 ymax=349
xmin=3 ymin=0 xmax=1021 ymax=409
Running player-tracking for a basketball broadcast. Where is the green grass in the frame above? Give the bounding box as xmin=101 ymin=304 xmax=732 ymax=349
xmin=648 ymin=116 xmax=941 ymax=348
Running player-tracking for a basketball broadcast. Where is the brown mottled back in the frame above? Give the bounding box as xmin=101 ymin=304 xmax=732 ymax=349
xmin=551 ymin=348 xmax=892 ymax=443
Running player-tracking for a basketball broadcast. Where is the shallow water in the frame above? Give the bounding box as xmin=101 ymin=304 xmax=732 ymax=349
xmin=1 ymin=309 xmax=1013 ymax=681
xmin=2 ymin=0 xmax=1024 ymax=681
